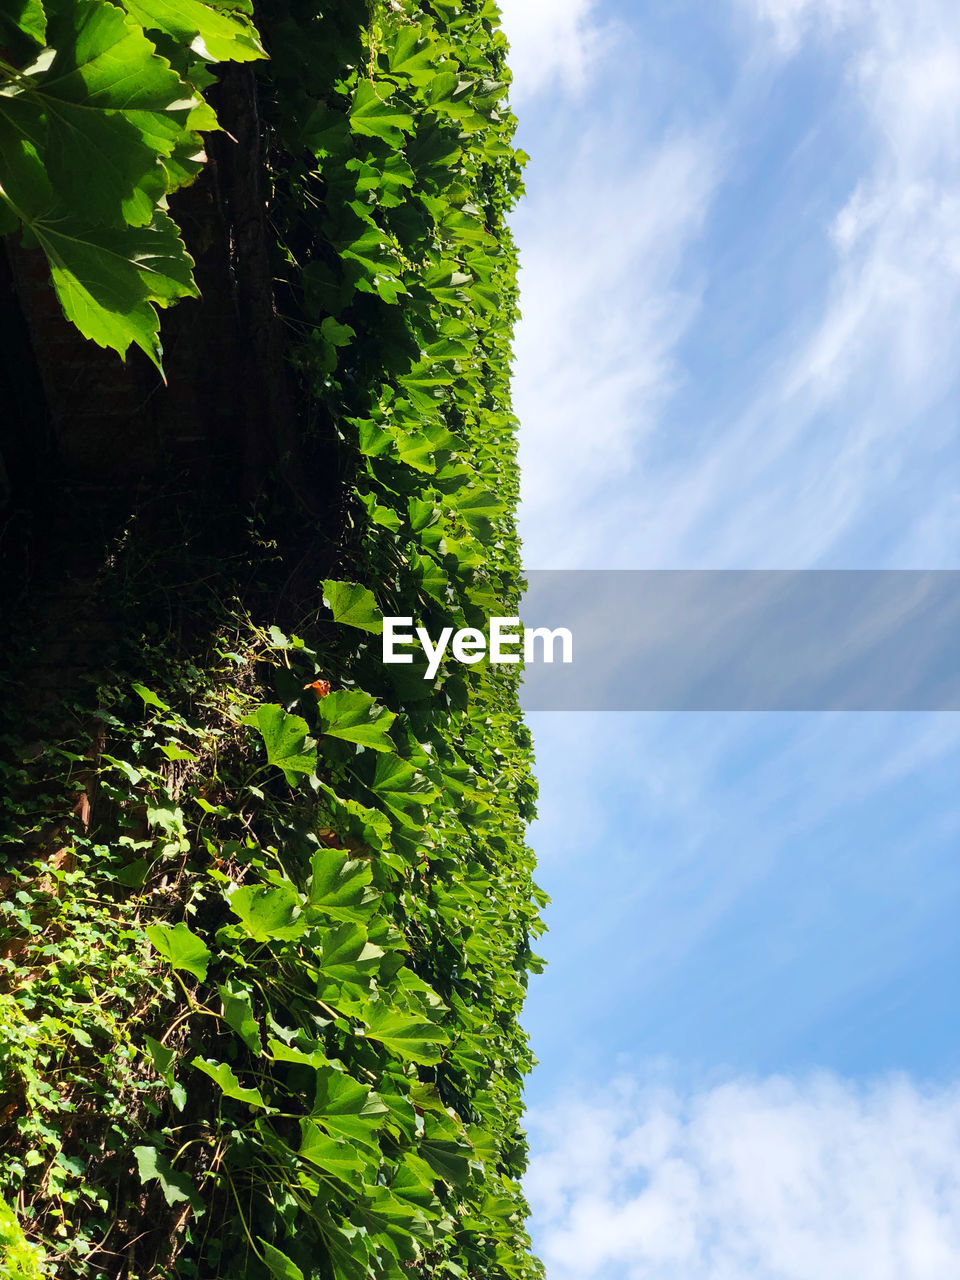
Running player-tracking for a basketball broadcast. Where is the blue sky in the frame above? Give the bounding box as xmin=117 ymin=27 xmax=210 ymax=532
xmin=497 ymin=1 xmax=960 ymax=1275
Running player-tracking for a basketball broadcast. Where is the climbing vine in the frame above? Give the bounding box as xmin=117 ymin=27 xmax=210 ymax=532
xmin=0 ymin=2 xmax=543 ymax=1278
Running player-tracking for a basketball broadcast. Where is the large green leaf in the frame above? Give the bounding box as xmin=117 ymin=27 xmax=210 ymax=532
xmin=0 ymin=0 xmax=47 ymax=45
xmin=7 ymin=0 xmax=195 ymax=225
xmin=363 ymin=1005 xmax=449 ymax=1066
xmin=122 ymin=0 xmax=265 ymax=62
xmin=227 ymin=881 xmax=307 ymax=942
xmin=298 ymin=1119 xmax=365 ymax=1188
xmin=241 ymin=703 xmax=317 ymax=783
xmin=370 ymin=754 xmax=438 ymax=821
xmin=317 ymin=690 xmax=396 ymax=751
xmin=322 ymin=580 xmax=383 ymax=634
xmin=258 ymin=1240 xmax=305 ymax=1280
xmin=42 ymin=208 xmax=197 ymax=364
xmin=0 ymin=116 xmax=196 ymax=367
xmin=349 ymin=81 xmax=413 ymax=147
xmin=219 ymin=983 xmax=261 ymax=1053
xmin=319 ymin=921 xmax=383 ymax=984
xmin=193 ymin=1057 xmax=265 ymax=1108
xmin=134 ymin=1144 xmax=202 ymax=1210
xmin=311 ymin=1066 xmax=387 ymax=1151
xmin=145 ymin=921 xmax=210 ymax=982
xmin=386 ymin=27 xmax=438 ymax=86
xmin=306 ymin=847 xmax=377 ymax=924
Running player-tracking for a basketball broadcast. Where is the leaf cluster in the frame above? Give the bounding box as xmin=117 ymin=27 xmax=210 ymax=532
xmin=0 ymin=0 xmax=263 ymax=367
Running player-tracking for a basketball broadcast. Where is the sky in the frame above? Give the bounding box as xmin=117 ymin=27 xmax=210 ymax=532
xmin=496 ymin=0 xmax=960 ymax=1276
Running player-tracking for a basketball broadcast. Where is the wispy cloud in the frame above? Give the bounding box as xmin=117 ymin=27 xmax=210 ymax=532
xmin=513 ymin=133 xmax=718 ymax=564
xmin=528 ymin=1071 xmax=960 ymax=1280
xmin=510 ymin=0 xmax=960 ymax=569
xmin=497 ymin=0 xmax=608 ymax=104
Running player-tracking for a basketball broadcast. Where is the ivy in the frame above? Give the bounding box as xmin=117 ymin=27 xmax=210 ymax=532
xmin=1 ymin=0 xmax=545 ymax=1277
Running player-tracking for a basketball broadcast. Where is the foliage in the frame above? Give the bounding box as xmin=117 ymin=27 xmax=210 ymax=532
xmin=0 ymin=1195 xmax=45 ymax=1277
xmin=0 ymin=1 xmax=544 ymax=1278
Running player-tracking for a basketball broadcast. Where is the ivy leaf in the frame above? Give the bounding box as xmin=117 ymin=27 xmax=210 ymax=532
xmin=386 ymin=27 xmax=439 ymax=86
xmin=363 ymin=1005 xmax=449 ymax=1066
xmin=454 ymin=488 xmax=504 ymax=529
xmin=370 ymin=755 xmax=438 ymax=823
xmin=322 ymin=580 xmax=383 ymax=634
xmin=418 ymin=1135 xmax=472 ymax=1187
xmin=306 ymin=848 xmax=377 ymax=924
xmin=312 ymin=1067 xmax=387 ymax=1152
xmin=349 ymin=81 xmax=413 ymax=147
xmin=241 ymin=703 xmax=316 ymax=783
xmin=298 ymin=1119 xmax=365 ymax=1188
xmin=319 ymin=921 xmax=383 ymax=984
xmin=143 ymin=1034 xmax=175 ymax=1083
xmin=193 ymin=1057 xmax=265 ymax=1108
xmin=134 ymin=1145 xmax=202 ymax=1209
xmin=132 ymin=682 xmax=169 ymax=710
xmin=322 ymin=1221 xmax=374 ymax=1280
xmin=122 ymin=0 xmax=266 ymax=63
xmin=392 ymin=431 xmax=437 ymax=474
xmin=227 ymin=881 xmax=307 ymax=942
xmin=10 ymin=0 xmax=196 ymax=226
xmin=36 ymin=207 xmax=197 ymax=369
xmin=146 ymin=921 xmax=210 ymax=982
xmin=219 ymin=983 xmax=261 ymax=1053
xmin=268 ymin=1038 xmax=329 ymax=1069
xmin=258 ymin=1240 xmax=305 ymax=1280
xmin=317 ymin=690 xmax=396 ymax=752
xmin=0 ymin=0 xmax=47 ymax=45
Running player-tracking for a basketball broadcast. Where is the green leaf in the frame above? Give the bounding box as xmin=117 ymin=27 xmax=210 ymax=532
xmin=311 ymin=1066 xmax=387 ymax=1151
xmin=134 ymin=1145 xmax=202 ymax=1209
xmin=454 ymin=488 xmax=504 ymax=528
xmin=241 ymin=703 xmax=317 ymax=783
xmin=8 ymin=0 xmax=196 ymax=225
xmin=349 ymin=81 xmax=413 ymax=147
xmin=319 ymin=921 xmax=383 ymax=984
xmin=258 ymin=1240 xmax=305 ymax=1280
xmin=115 ymin=856 xmax=149 ymax=887
xmin=317 ymin=690 xmax=396 ymax=752
xmin=122 ymin=0 xmax=266 ymax=62
xmin=418 ymin=1136 xmax=472 ymax=1187
xmin=297 ymin=1119 xmax=365 ymax=1188
xmin=370 ymin=754 xmax=438 ymax=820
xmin=393 ymin=432 xmax=437 ymax=473
xmin=322 ymin=580 xmax=383 ymax=634
xmin=306 ymin=848 xmax=377 ymax=924
xmin=227 ymin=881 xmax=306 ymax=942
xmin=267 ymin=1038 xmax=329 ymax=1069
xmin=144 ymin=1034 xmax=175 ymax=1083
xmin=192 ymin=1057 xmax=265 ymax=1108
xmin=219 ymin=983 xmax=261 ymax=1053
xmin=132 ymin=682 xmax=169 ymax=710
xmin=363 ymin=1005 xmax=449 ymax=1066
xmin=146 ymin=921 xmax=210 ymax=982
xmin=39 ymin=207 xmax=197 ymax=369
xmin=0 ymin=0 xmax=47 ymax=45
xmin=386 ymin=27 xmax=439 ymax=85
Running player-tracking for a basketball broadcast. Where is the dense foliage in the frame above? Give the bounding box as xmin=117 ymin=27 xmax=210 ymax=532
xmin=0 ymin=2 xmax=544 ymax=1278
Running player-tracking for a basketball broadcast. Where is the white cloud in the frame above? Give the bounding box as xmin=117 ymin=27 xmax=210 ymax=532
xmin=497 ymin=0 xmax=607 ymax=104
xmin=528 ymin=1072 xmax=960 ymax=1279
xmin=513 ymin=131 xmax=718 ymax=566
xmin=509 ymin=0 xmax=960 ymax=569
